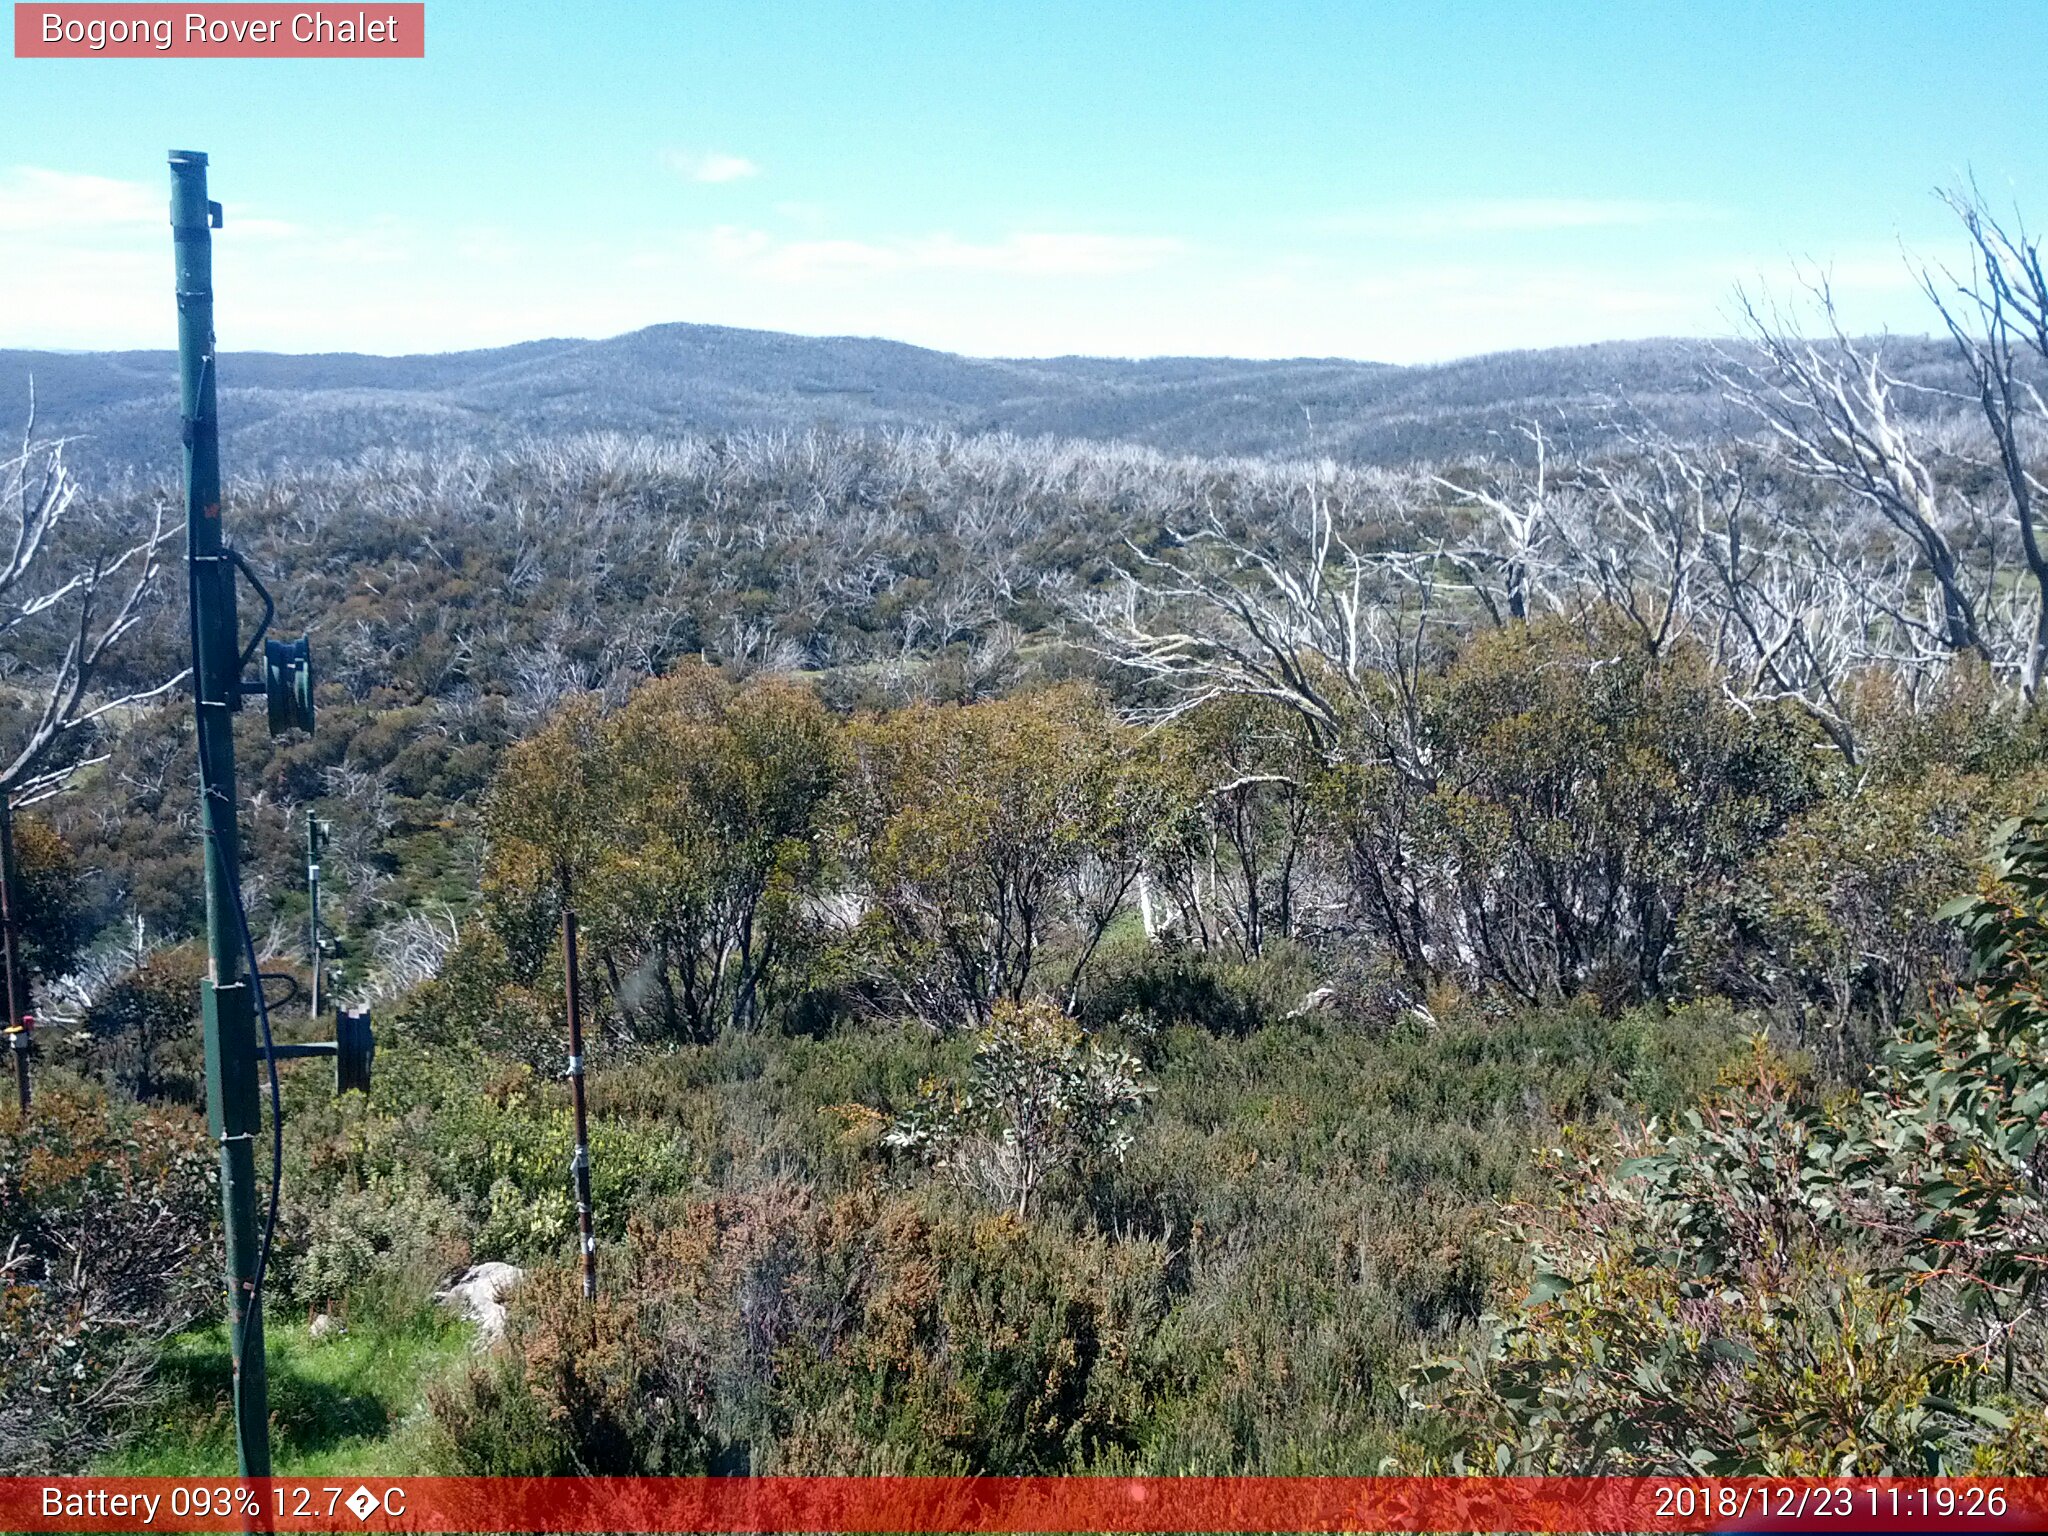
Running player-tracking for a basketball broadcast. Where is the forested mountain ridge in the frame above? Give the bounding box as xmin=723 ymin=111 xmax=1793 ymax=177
xmin=0 ymin=322 xmax=1970 ymax=475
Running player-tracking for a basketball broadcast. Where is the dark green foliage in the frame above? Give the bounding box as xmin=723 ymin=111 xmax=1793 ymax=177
xmin=276 ymin=1038 xmax=695 ymax=1278
xmin=12 ymin=411 xmax=2046 ymax=1481
xmin=884 ymin=1001 xmax=1149 ymax=1216
xmin=71 ymin=947 xmax=206 ymax=1104
xmin=1682 ymin=763 xmax=2048 ymax=1075
xmin=1147 ymin=695 xmax=1317 ymax=961
xmin=1385 ymin=615 xmax=1824 ymax=1004
xmin=1076 ymin=938 xmax=1319 ymax=1042
xmin=846 ymin=685 xmax=1159 ymax=1024
xmin=7 ymin=814 xmax=92 ymax=983
xmin=429 ymin=1260 xmax=716 ymax=1474
xmin=1410 ymin=814 xmax=2048 ymax=1475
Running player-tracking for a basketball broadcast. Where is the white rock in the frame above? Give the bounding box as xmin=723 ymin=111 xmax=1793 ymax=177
xmin=434 ymin=1261 xmax=526 ymax=1342
xmin=1285 ymin=986 xmax=1337 ymax=1019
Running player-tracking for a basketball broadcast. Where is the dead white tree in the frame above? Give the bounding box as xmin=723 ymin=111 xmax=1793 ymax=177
xmin=1430 ymin=422 xmax=1559 ymax=627
xmin=1558 ymin=432 xmax=1718 ymax=658
xmin=357 ymin=903 xmax=461 ymax=1006
xmin=1 ymin=397 xmax=181 ymax=803
xmin=1921 ymin=184 xmax=2048 ymax=698
xmin=1720 ymin=282 xmax=1998 ymax=672
xmin=1071 ymin=464 xmax=1424 ymax=763
xmin=1697 ymin=480 xmax=1935 ymax=764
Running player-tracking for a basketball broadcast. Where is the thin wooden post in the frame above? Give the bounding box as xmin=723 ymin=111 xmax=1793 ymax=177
xmin=562 ymin=906 xmax=597 ymax=1300
xmin=0 ymin=794 xmax=30 ymax=1113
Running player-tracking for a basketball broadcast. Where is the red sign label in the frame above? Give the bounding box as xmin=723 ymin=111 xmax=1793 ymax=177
xmin=0 ymin=1477 xmax=2042 ymax=1534
xmin=13 ymin=4 xmax=424 ymax=57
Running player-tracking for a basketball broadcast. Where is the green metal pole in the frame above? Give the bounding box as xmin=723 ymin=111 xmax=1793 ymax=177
xmin=171 ymin=149 xmax=270 ymax=1477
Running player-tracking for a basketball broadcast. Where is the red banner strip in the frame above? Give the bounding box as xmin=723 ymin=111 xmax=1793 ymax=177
xmin=13 ymin=4 xmax=423 ymax=58
xmin=2 ymin=1477 xmax=2044 ymax=1533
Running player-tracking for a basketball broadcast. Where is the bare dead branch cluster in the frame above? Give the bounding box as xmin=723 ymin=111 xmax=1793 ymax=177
xmin=1 ymin=389 xmax=181 ymax=802
xmin=1078 ymin=188 xmax=2048 ymax=779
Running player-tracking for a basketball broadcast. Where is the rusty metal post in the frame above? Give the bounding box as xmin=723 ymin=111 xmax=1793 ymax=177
xmin=307 ymin=811 xmax=326 ymax=1020
xmin=562 ymin=907 xmax=597 ymax=1300
xmin=1 ymin=794 xmax=30 ymax=1113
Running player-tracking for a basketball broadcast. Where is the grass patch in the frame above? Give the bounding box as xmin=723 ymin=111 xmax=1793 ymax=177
xmin=102 ymin=1307 xmax=473 ymax=1476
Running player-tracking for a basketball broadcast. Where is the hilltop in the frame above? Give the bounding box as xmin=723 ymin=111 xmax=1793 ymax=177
xmin=0 ymin=322 xmax=1964 ymax=476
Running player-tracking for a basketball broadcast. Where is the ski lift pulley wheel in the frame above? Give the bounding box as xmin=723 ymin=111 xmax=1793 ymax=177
xmin=264 ymin=636 xmax=315 ymax=736
xmin=335 ymin=1005 xmax=373 ymax=1096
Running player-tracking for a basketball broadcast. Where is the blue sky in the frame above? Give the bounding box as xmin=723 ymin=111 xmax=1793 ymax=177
xmin=4 ymin=1 xmax=2046 ymax=360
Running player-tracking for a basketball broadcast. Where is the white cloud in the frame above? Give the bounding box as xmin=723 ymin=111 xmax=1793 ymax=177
xmin=661 ymin=149 xmax=760 ymax=184
xmin=0 ymin=165 xmax=301 ymax=239
xmin=1325 ymin=198 xmax=1724 ymax=238
xmin=703 ymin=226 xmax=1184 ymax=281
xmin=912 ymin=232 xmax=1184 ymax=275
xmin=0 ymin=163 xmax=1961 ymax=365
xmin=0 ymin=167 xmax=159 ymax=232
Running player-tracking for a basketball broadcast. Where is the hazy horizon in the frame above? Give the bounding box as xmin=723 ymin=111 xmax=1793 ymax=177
xmin=0 ymin=315 xmax=1939 ymax=370
xmin=7 ymin=3 xmax=2046 ymax=361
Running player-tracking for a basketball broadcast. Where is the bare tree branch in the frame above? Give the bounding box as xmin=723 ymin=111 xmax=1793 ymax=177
xmin=0 ymin=400 xmax=183 ymax=798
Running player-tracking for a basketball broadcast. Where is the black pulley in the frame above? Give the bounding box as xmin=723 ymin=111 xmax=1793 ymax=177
xmin=335 ymin=1005 xmax=373 ymax=1095
xmin=264 ymin=636 xmax=315 ymax=736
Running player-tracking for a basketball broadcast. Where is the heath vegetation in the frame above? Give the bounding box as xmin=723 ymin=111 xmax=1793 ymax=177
xmin=6 ymin=185 xmax=2048 ymax=1475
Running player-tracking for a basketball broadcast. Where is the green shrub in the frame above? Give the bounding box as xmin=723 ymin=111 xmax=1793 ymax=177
xmin=288 ymin=1172 xmax=471 ymax=1321
xmin=1409 ymin=813 xmax=2048 ymax=1474
xmin=8 ymin=814 xmax=91 ymax=983
xmin=1413 ymin=615 xmax=1822 ymax=1004
xmin=845 ymin=685 xmax=1159 ymax=1024
xmin=0 ymin=1080 xmax=215 ymax=1472
xmin=394 ymin=1065 xmax=692 ymax=1264
xmin=884 ymin=1001 xmax=1149 ymax=1215
xmin=1683 ymin=766 xmax=2048 ymax=1075
xmin=772 ymin=1191 xmax=1171 ymax=1474
xmin=277 ymin=1039 xmax=697 ymax=1287
xmin=428 ymin=1172 xmax=1172 ymax=1476
xmin=70 ymin=947 xmax=207 ymax=1105
xmin=429 ymin=1258 xmax=716 ymax=1474
xmin=1076 ymin=937 xmax=1321 ymax=1041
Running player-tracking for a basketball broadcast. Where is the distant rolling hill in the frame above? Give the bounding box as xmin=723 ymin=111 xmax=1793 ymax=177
xmin=0 ymin=321 xmax=1966 ymax=478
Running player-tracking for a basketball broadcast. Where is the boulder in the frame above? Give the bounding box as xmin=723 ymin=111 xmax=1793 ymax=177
xmin=434 ymin=1261 xmax=526 ymax=1342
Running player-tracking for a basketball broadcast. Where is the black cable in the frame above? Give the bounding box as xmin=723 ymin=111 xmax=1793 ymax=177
xmin=230 ymin=825 xmax=285 ymax=1307
xmin=186 ymin=535 xmax=285 ymax=1402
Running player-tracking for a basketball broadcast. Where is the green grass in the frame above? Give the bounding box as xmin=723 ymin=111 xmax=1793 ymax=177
xmin=101 ymin=1308 xmax=473 ymax=1476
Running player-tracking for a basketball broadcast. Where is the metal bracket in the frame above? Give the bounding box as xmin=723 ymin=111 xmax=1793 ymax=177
xmin=259 ymin=1005 xmax=372 ymax=1097
xmin=263 ymin=1041 xmax=335 ymax=1061
xmin=226 ymin=547 xmax=275 ymax=671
